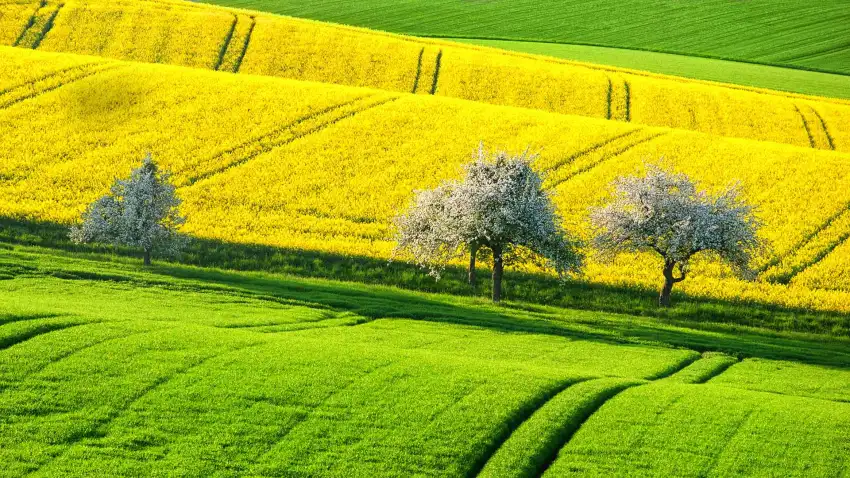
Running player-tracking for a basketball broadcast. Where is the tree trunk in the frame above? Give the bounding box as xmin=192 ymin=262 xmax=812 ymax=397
xmin=659 ymin=260 xmax=684 ymax=307
xmin=143 ymin=249 xmax=151 ymax=266
xmin=468 ymin=243 xmax=479 ymax=288
xmin=491 ymin=246 xmax=503 ymax=303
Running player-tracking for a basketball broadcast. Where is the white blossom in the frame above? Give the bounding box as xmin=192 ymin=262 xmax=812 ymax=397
xmin=70 ymin=154 xmax=186 ymax=265
xmin=591 ymin=164 xmax=765 ymax=305
xmin=394 ymin=145 xmax=583 ymax=301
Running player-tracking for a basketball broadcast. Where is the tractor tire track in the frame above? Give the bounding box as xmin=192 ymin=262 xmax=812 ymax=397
xmin=213 ymin=14 xmax=238 ymax=71
xmin=26 ymin=340 xmax=266 ymax=476
xmin=0 ymin=63 xmax=121 ymax=110
xmin=547 ymin=131 xmax=668 ymax=189
xmin=232 ymin=16 xmax=255 ymax=73
xmin=184 ymin=95 xmax=399 ymax=185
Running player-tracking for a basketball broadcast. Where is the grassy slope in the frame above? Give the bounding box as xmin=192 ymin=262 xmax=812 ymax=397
xmin=1 ymin=245 xmax=848 ymax=476
xmin=453 ymin=39 xmax=850 ymax=101
xmin=198 ymin=0 xmax=850 ymax=75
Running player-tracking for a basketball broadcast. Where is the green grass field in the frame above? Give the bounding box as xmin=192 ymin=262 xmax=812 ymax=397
xmin=452 ymin=39 xmax=850 ymax=101
xmin=199 ymin=0 xmax=850 ymax=76
xmin=1 ymin=243 xmax=849 ymax=476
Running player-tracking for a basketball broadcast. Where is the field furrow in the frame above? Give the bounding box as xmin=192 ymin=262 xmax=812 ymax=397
xmin=607 ymin=75 xmax=630 ymax=122
xmin=211 ymin=13 xmax=236 ymax=71
xmin=216 ymin=13 xmax=253 ymax=72
xmin=0 ymin=62 xmax=118 ymax=109
xmin=477 ymin=378 xmax=640 ymax=478
xmin=545 ymin=383 xmax=850 ymax=476
xmin=183 ymin=94 xmax=398 ymax=185
xmin=663 ymin=353 xmax=740 ymax=384
xmin=7 ymin=0 xmax=850 ymax=152
xmin=0 ymin=319 xmax=88 ymax=351
xmin=808 ymin=105 xmax=836 ymax=150
xmin=761 ymin=206 xmax=850 ymax=284
xmin=12 ymin=0 xmax=60 ymax=49
xmin=547 ymin=130 xmax=668 ymax=189
xmin=2 ymin=0 xmax=41 ymax=46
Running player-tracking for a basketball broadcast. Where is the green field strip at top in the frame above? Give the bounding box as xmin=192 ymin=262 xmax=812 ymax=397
xmin=216 ymin=14 xmax=254 ymax=73
xmin=662 ymin=352 xmax=740 ymax=384
xmin=761 ymin=205 xmax=850 ymax=284
xmin=451 ymin=39 xmax=850 ymax=102
xmin=0 ymin=61 xmax=120 ymax=110
xmin=476 ymin=377 xmax=641 ymax=478
xmin=183 ymin=94 xmax=399 ymax=186
xmin=12 ymin=0 xmax=61 ymax=49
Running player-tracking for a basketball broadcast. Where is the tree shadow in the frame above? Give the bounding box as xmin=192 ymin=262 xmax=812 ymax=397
xmin=1 ymin=216 xmax=849 ymax=369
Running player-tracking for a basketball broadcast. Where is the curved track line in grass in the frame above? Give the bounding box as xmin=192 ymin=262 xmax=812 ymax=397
xmin=663 ymin=354 xmax=740 ymax=384
xmin=468 ymin=377 xmax=591 ymax=477
xmin=4 ymin=327 xmax=169 ymax=388
xmin=213 ymin=14 xmax=238 ymax=71
xmin=0 ymin=313 xmax=64 ymax=327
xmin=478 ymin=378 xmax=640 ymax=478
xmin=698 ymin=409 xmax=755 ymax=477
xmin=0 ymin=321 xmax=89 ymax=352
xmin=26 ymin=340 xmax=267 ymax=476
xmin=533 ymin=381 xmax=641 ymax=477
xmin=185 ymin=95 xmax=399 ymax=185
xmin=245 ymin=359 xmax=398 ymax=472
xmin=548 ymin=131 xmax=668 ymax=189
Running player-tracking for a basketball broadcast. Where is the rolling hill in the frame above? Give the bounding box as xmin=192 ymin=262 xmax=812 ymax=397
xmin=3 ymin=47 xmax=850 ymax=317
xmin=0 ymin=244 xmax=848 ymax=476
xmin=2 ymin=0 xmax=850 ymax=152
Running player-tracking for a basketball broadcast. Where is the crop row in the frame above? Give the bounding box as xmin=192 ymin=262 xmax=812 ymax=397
xmin=3 ymin=0 xmax=850 ymax=152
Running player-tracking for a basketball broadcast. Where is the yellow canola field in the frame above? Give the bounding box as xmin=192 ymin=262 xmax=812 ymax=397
xmin=3 ymin=0 xmax=850 ymax=152
xmin=3 ymin=47 xmax=850 ymax=313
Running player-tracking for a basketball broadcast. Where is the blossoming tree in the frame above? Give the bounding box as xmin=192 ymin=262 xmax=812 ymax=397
xmin=394 ymin=146 xmax=583 ymax=302
xmin=591 ymin=165 xmax=764 ymax=307
xmin=70 ymin=154 xmax=186 ymax=266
